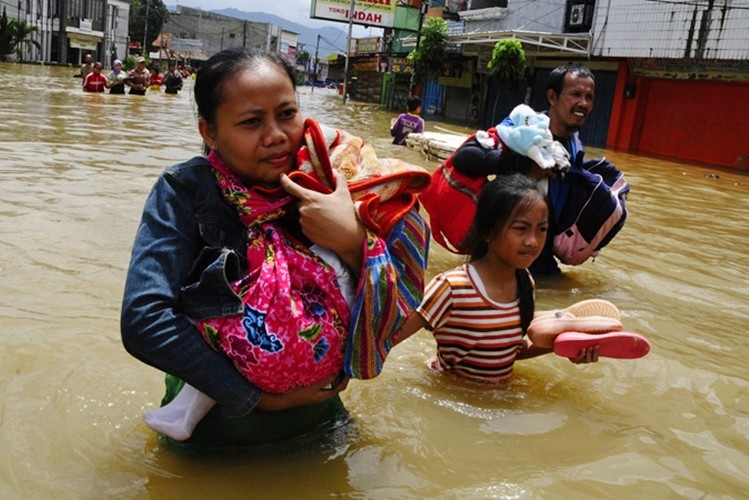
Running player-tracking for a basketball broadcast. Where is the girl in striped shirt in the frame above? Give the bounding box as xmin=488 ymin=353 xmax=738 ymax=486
xmin=396 ymin=174 xmax=597 ymax=383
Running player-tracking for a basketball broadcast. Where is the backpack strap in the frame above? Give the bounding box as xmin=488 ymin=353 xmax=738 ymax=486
xmin=515 ymin=269 xmax=535 ymax=334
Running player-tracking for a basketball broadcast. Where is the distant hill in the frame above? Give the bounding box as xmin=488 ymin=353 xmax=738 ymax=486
xmin=164 ymin=5 xmax=358 ymax=59
xmin=214 ymin=8 xmax=352 ymax=58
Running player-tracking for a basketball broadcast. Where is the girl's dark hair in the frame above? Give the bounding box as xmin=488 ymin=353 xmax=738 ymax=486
xmin=470 ymin=174 xmax=548 ymax=261
xmin=194 ymin=47 xmax=296 ymax=128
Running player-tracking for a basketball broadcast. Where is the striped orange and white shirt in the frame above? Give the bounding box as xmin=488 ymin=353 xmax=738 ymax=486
xmin=417 ymin=264 xmax=531 ymax=382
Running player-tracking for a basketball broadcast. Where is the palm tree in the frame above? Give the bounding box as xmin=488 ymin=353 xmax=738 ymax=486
xmin=0 ymin=8 xmax=41 ymax=62
xmin=0 ymin=8 xmax=14 ymax=61
xmin=11 ymin=19 xmax=41 ymax=61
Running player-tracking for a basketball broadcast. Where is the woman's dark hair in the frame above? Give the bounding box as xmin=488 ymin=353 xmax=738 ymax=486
xmin=194 ymin=47 xmax=296 ymax=128
xmin=547 ymin=63 xmax=595 ymax=97
xmin=470 ymin=174 xmax=548 ymax=261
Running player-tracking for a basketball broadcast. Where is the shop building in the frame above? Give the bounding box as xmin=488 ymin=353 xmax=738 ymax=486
xmin=6 ymin=0 xmax=130 ymax=66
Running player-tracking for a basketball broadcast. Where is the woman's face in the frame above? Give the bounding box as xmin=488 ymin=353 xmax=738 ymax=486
xmin=199 ymin=62 xmax=303 ymax=186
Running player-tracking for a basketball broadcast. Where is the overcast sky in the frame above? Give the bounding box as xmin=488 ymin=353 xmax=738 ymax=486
xmin=172 ymin=0 xmax=381 ymax=38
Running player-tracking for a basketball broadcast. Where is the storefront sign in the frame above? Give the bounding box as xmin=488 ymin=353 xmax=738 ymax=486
xmin=353 ymin=57 xmax=379 ymax=72
xmin=169 ymin=39 xmax=203 ymax=52
xmin=439 ymin=59 xmax=474 ymax=88
xmin=357 ymin=37 xmax=381 ymax=55
xmin=631 ymin=58 xmax=749 ymax=81
xmin=69 ymin=37 xmax=97 ymax=50
xmin=475 ymin=45 xmax=493 ymax=75
xmin=390 ymin=57 xmax=413 ymax=74
xmin=312 ymin=0 xmax=396 ymax=29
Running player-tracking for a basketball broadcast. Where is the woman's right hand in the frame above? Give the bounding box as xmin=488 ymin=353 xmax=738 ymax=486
xmin=255 ymin=372 xmax=350 ymax=411
xmin=280 ymin=169 xmax=365 ymax=270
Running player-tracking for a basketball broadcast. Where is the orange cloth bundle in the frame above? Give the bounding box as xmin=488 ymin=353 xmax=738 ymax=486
xmin=292 ymin=118 xmax=431 ymax=235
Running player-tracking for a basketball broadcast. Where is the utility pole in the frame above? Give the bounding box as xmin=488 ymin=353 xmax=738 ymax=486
xmin=384 ymin=29 xmax=394 ymax=110
xmin=416 ymin=0 xmax=429 ymax=49
xmin=411 ymin=0 xmax=429 ymax=95
xmin=311 ymin=34 xmax=320 ymax=94
xmin=341 ymin=0 xmax=356 ymax=104
xmin=143 ymin=0 xmax=150 ymax=56
xmin=59 ymin=0 xmax=68 ymax=64
xmin=243 ymin=20 xmax=247 ymax=48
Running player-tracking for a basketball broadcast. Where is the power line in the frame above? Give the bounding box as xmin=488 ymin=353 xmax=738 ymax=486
xmin=644 ymin=0 xmax=749 ymax=9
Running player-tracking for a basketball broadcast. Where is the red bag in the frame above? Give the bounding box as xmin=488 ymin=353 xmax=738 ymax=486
xmin=419 ymin=144 xmax=487 ymax=254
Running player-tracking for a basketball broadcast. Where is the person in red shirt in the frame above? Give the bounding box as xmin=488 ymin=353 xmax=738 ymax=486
xmin=82 ymin=62 xmax=107 ymax=93
xmin=149 ymin=66 xmax=164 ymax=91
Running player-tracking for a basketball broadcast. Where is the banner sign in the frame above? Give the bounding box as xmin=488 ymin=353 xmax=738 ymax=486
xmin=70 ymin=37 xmax=97 ymax=50
xmin=390 ymin=56 xmax=413 ymax=75
xmin=631 ymin=58 xmax=749 ymax=81
xmin=169 ymin=39 xmax=203 ymax=52
xmin=356 ymin=37 xmax=382 ymax=55
xmin=312 ymin=0 xmax=396 ymax=29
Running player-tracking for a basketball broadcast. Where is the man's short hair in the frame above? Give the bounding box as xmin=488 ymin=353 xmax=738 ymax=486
xmin=547 ymin=63 xmax=595 ymax=96
xmin=407 ymin=96 xmax=421 ymax=112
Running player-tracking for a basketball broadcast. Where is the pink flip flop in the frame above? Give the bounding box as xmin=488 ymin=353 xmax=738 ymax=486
xmin=553 ymin=331 xmax=651 ymax=359
xmin=528 ymin=315 xmax=623 ymax=349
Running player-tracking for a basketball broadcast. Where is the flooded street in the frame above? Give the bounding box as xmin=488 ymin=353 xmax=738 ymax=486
xmin=1 ymin=62 xmax=748 ymax=498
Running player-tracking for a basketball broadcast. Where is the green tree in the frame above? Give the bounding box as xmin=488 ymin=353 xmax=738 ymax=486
xmin=487 ymin=38 xmax=527 ymax=121
xmin=295 ymin=50 xmax=311 ymax=84
xmin=11 ymin=19 xmax=41 ymax=61
xmin=407 ymin=17 xmax=449 ymax=85
xmin=0 ymin=8 xmax=14 ymax=61
xmin=129 ymin=0 xmax=169 ymax=55
xmin=296 ymin=50 xmax=310 ymax=67
xmin=0 ymin=8 xmax=42 ymax=62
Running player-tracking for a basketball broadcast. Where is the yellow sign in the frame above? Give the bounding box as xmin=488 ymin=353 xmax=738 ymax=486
xmin=390 ymin=57 xmax=413 ymax=75
xmin=70 ymin=37 xmax=98 ymax=50
xmin=357 ymin=37 xmax=381 ymax=55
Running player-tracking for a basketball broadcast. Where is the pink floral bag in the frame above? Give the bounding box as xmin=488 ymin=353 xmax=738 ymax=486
xmin=198 ymin=224 xmax=350 ymax=394
xmin=196 ymin=151 xmax=351 ymax=394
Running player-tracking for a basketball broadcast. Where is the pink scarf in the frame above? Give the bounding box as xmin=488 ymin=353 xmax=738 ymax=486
xmin=197 ymin=151 xmax=350 ymax=394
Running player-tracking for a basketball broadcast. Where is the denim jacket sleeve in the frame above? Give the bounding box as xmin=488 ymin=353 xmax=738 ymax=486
xmin=120 ymin=157 xmax=260 ymax=418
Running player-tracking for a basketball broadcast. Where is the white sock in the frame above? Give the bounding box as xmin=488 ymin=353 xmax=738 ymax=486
xmin=142 ymin=384 xmax=216 ymax=441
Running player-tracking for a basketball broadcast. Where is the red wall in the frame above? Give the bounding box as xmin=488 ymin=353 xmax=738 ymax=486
xmin=607 ymin=62 xmax=749 ymax=169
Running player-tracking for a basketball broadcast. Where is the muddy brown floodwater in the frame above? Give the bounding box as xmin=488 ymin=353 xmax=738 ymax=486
xmin=1 ymin=62 xmax=748 ymax=498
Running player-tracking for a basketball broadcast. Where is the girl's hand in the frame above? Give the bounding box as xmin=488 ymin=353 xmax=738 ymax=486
xmin=255 ymin=373 xmax=350 ymax=411
xmin=568 ymin=345 xmax=600 ymax=364
xmin=280 ymin=169 xmax=365 ymax=270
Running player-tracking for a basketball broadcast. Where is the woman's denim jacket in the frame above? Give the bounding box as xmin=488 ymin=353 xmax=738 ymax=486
xmin=120 ymin=157 xmax=261 ymax=417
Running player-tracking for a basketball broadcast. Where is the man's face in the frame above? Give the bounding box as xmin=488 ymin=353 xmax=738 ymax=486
xmin=84 ymin=54 xmax=92 ymax=64
xmin=547 ymin=73 xmax=595 ymax=138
